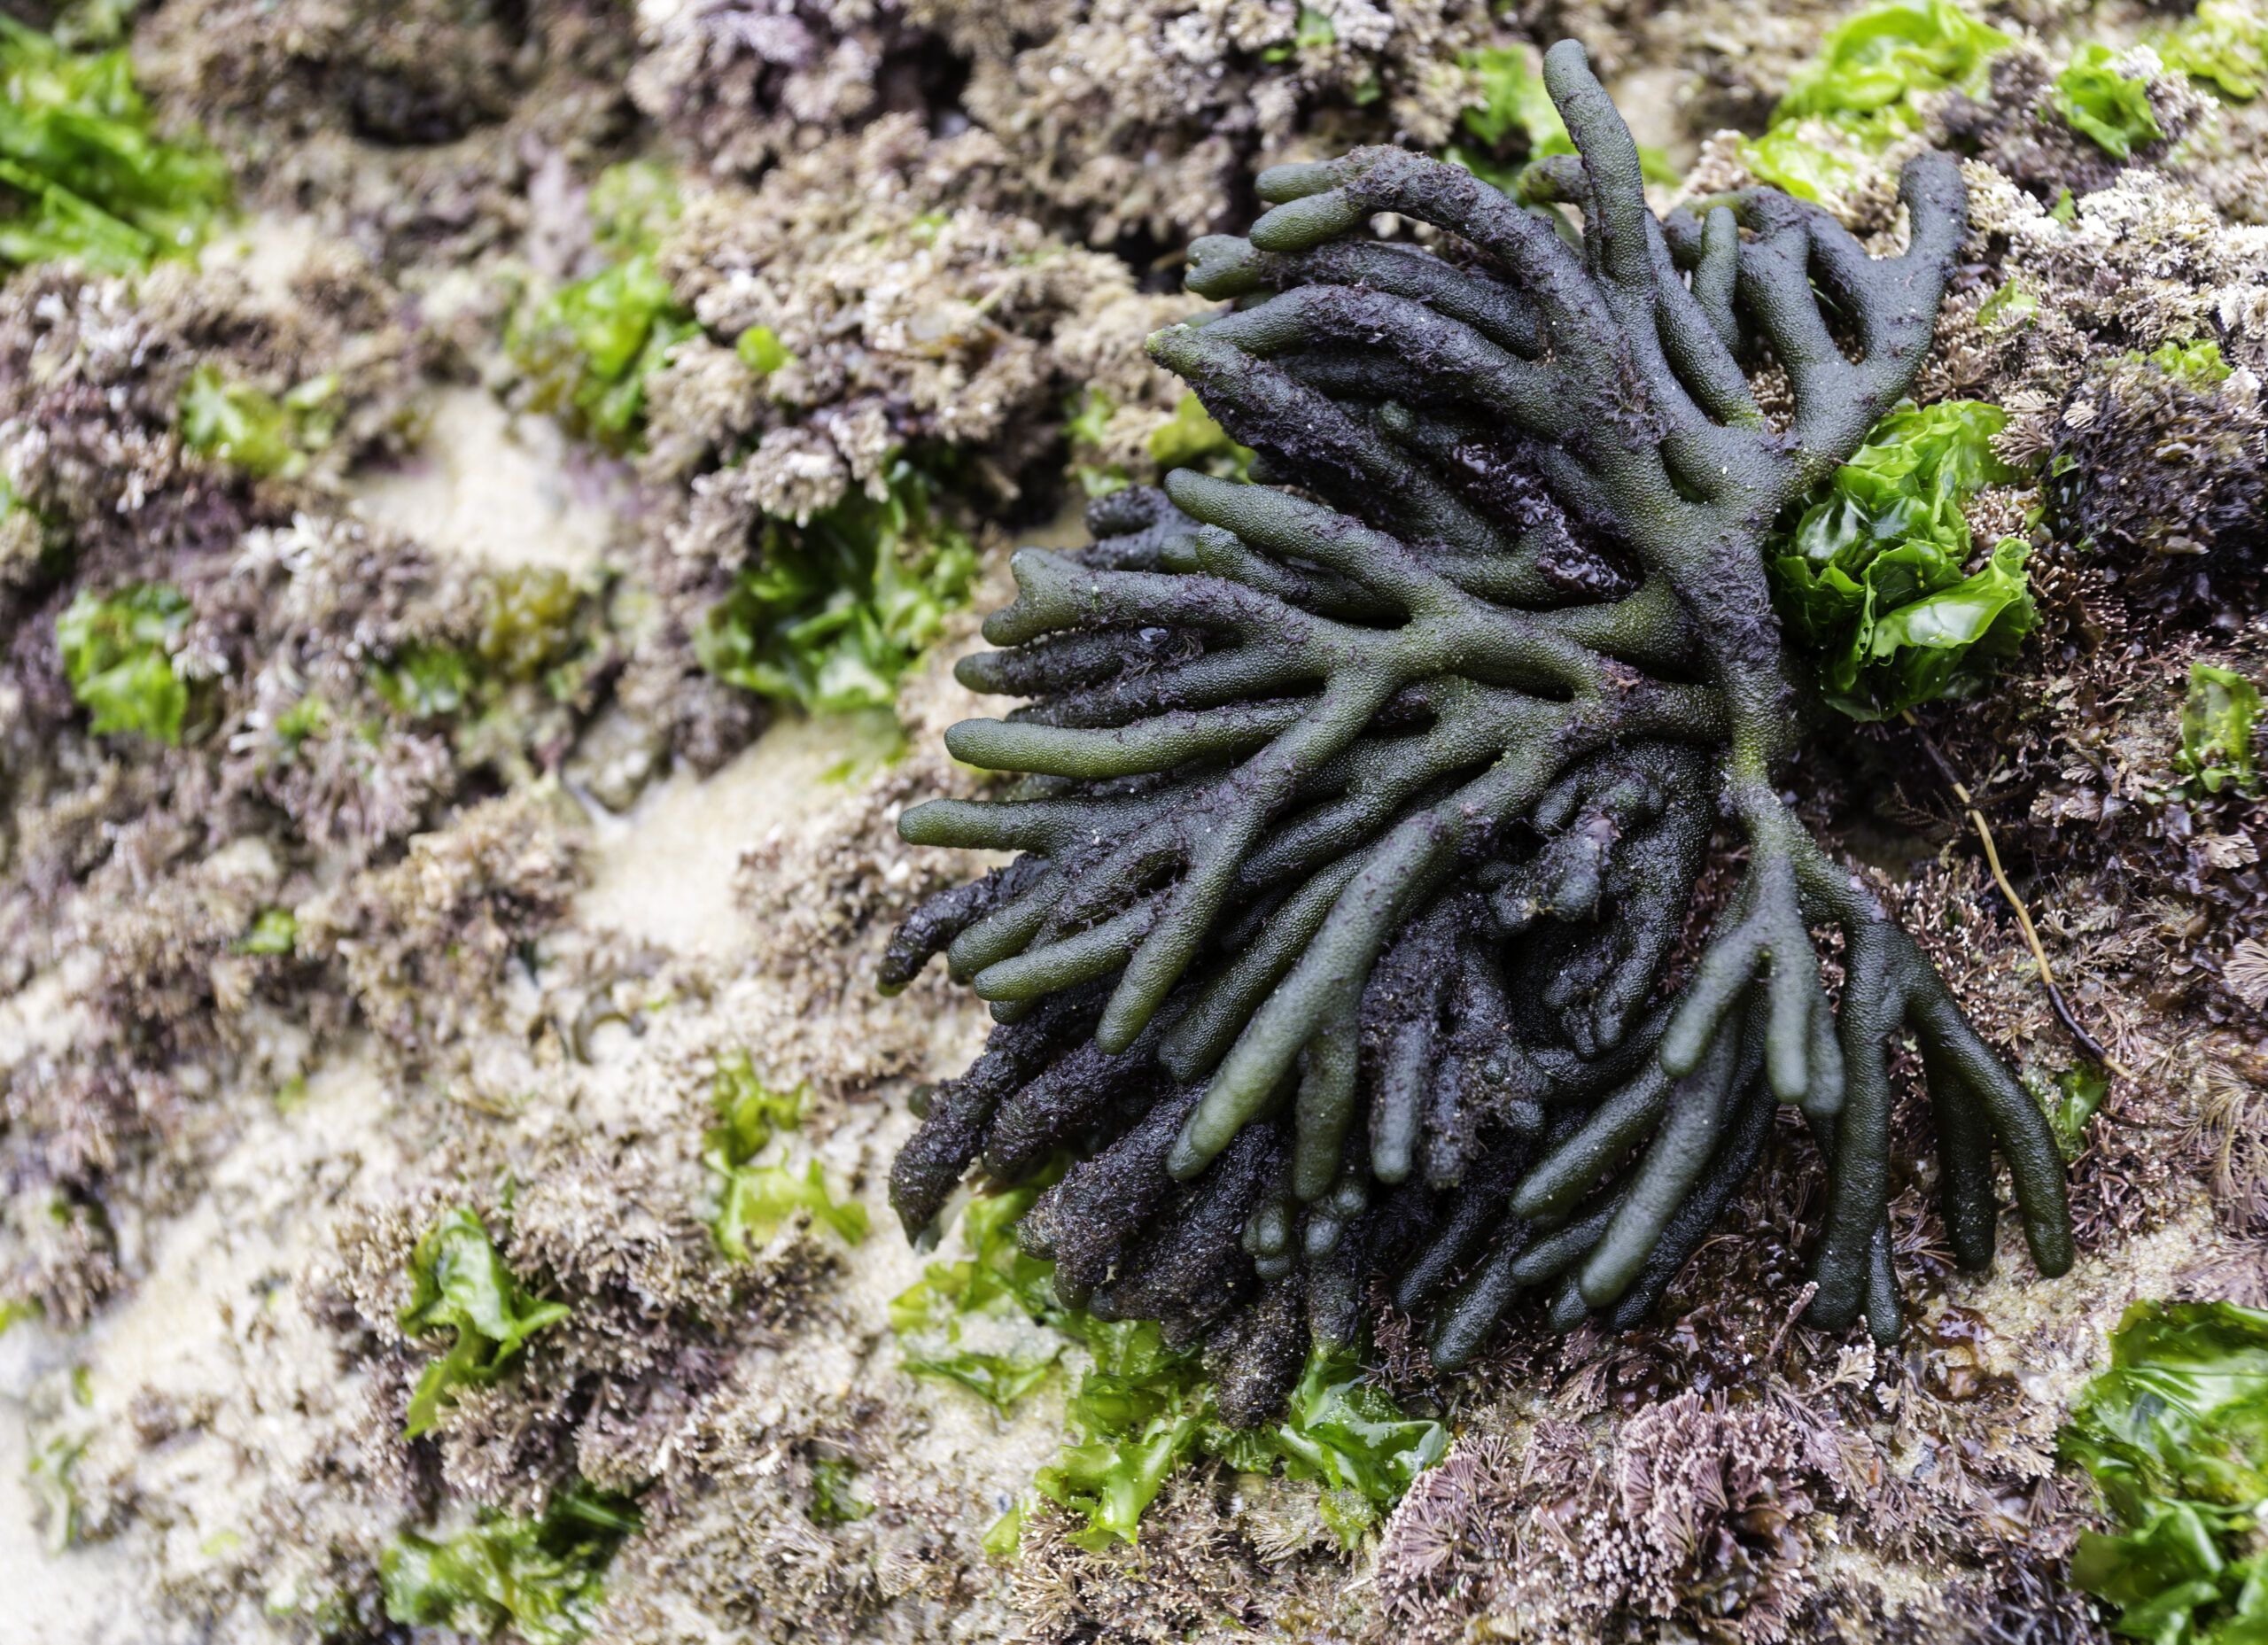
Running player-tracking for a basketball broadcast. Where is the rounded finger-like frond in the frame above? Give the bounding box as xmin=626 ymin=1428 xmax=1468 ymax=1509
xmin=874 ymin=50 xmax=2062 ymax=1424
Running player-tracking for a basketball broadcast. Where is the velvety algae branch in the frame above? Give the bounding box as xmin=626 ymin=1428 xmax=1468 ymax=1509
xmin=880 ymin=41 xmax=2075 ymax=1424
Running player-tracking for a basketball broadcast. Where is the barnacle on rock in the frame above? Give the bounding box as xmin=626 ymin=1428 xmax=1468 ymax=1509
xmin=880 ymin=43 xmax=2074 ymax=1423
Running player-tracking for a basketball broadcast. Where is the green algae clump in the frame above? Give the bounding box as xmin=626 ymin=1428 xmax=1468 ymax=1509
xmin=890 ymin=1181 xmax=1066 ymax=1413
xmin=2179 ymin=663 xmax=2263 ymax=797
xmin=1768 ymin=399 xmax=2036 ymax=720
xmin=177 ymin=366 xmax=338 ymax=478
xmin=0 ymin=16 xmax=229 ymax=273
xmin=56 ymin=582 xmax=191 ymax=743
xmin=893 ymin=1182 xmax=1442 ymax=1546
xmin=510 ymin=161 xmax=695 ymax=449
xmin=380 ymin=1484 xmax=639 ymax=1645
xmin=2161 ymin=0 xmax=2268 ymax=101
xmin=398 ymin=1207 xmax=571 ymax=1439
xmin=2065 ymin=1301 xmax=2268 ymax=1644
xmin=2053 ymin=44 xmax=2166 ymax=160
xmin=695 ymin=462 xmax=977 ymax=714
xmin=1744 ymin=0 xmax=2011 ymax=204
xmin=1773 ymin=0 xmax=2011 ymax=125
xmin=699 ymin=1057 xmax=866 ymax=1258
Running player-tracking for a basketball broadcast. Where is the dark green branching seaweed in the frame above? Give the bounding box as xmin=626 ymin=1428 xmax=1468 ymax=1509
xmin=880 ymin=41 xmax=2073 ymax=1420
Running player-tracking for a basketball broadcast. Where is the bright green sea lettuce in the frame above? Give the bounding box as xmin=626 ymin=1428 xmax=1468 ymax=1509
xmin=1028 ymin=1334 xmax=1447 ymax=1552
xmin=695 ymin=462 xmax=977 ymax=714
xmin=1447 ymin=44 xmax=1678 ymax=192
xmin=231 ymin=907 xmax=299 ymax=957
xmin=807 ymin=1457 xmax=873 ymax=1526
xmin=709 ymin=1160 xmax=869 ymax=1255
xmin=1744 ymin=0 xmax=2011 ymax=203
xmin=735 ymin=323 xmax=794 ymax=377
xmin=517 ymin=255 xmax=696 ymax=446
xmin=398 ymin=1207 xmax=571 ymax=1439
xmin=371 ymin=642 xmax=474 ymax=720
xmin=56 ymin=582 xmax=191 ymax=742
xmin=2178 ymin=663 xmax=2262 ymax=797
xmin=699 ymin=1056 xmax=866 ymax=1259
xmin=0 ymin=16 xmax=229 ymax=272
xmin=1029 ymin=1320 xmax=1209 ymax=1547
xmin=177 ymin=366 xmax=338 ymax=479
xmin=1262 ymin=4 xmax=1339 ymax=64
xmin=1065 ymin=385 xmax=1125 ymax=496
xmin=2053 ymin=44 xmax=2164 ymax=159
xmin=889 ymin=1181 xmax=1065 ymax=1411
xmin=380 ymin=1483 xmax=639 ymax=1645
xmin=1774 ymin=0 xmax=2010 ymax=124
xmin=706 ymin=1052 xmax=804 ymax=1161
xmin=892 ymin=1183 xmax=1445 ymax=1550
xmin=2047 ymin=1063 xmax=2109 ymax=1160
xmin=1146 ymin=391 xmax=1255 ymax=478
xmin=1768 ymin=399 xmax=2036 ymax=720
xmin=2160 ymin=0 xmax=2268 ymax=101
xmin=511 ymin=162 xmax=695 ymax=448
xmin=1976 ymin=276 xmax=2039 ymax=333
xmin=2133 ymin=339 xmax=2234 ymax=391
xmin=1212 ymin=1346 xmax=1449 ymax=1546
xmin=1740 ymin=125 xmax=1882 ymax=208
xmin=2063 ymin=1301 xmax=2268 ymax=1644
xmin=2023 ymin=1060 xmax=2109 ymax=1161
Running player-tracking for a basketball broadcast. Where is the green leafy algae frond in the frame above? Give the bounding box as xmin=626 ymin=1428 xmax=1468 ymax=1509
xmin=894 ymin=1183 xmax=1442 ymax=1548
xmin=398 ymin=1207 xmax=571 ymax=1438
xmin=1146 ymin=392 xmax=1255 ymax=479
xmin=510 ymin=161 xmax=695 ymax=448
xmin=2179 ymin=663 xmax=2262 ymax=797
xmin=889 ymin=1180 xmax=1065 ymax=1411
xmin=178 ymin=365 xmax=338 ymax=479
xmin=380 ymin=1483 xmax=640 ymax=1645
xmin=1768 ymin=399 xmax=2037 ymax=721
xmin=2063 ymin=1301 xmax=2268 ymax=1644
xmin=1774 ymin=0 xmax=2011 ymax=125
xmin=2133 ymin=340 xmax=2236 ymax=391
xmin=0 ymin=16 xmax=229 ymax=272
xmin=807 ymin=1457 xmax=873 ymax=1526
xmin=2160 ymin=0 xmax=2268 ymax=101
xmin=1018 ymin=1333 xmax=1445 ymax=1553
xmin=2053 ymin=44 xmax=2166 ymax=160
xmin=1446 ymin=43 xmax=1679 ymax=194
xmin=356 ymin=565 xmax=597 ymax=753
xmin=56 ymin=582 xmax=191 ymax=743
xmin=370 ymin=642 xmax=474 ymax=720
xmin=700 ymin=1055 xmax=866 ymax=1259
xmin=1746 ymin=0 xmax=2011 ymax=203
xmin=695 ymin=461 xmax=977 ymax=714
xmin=231 ymin=907 xmax=299 ymax=957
